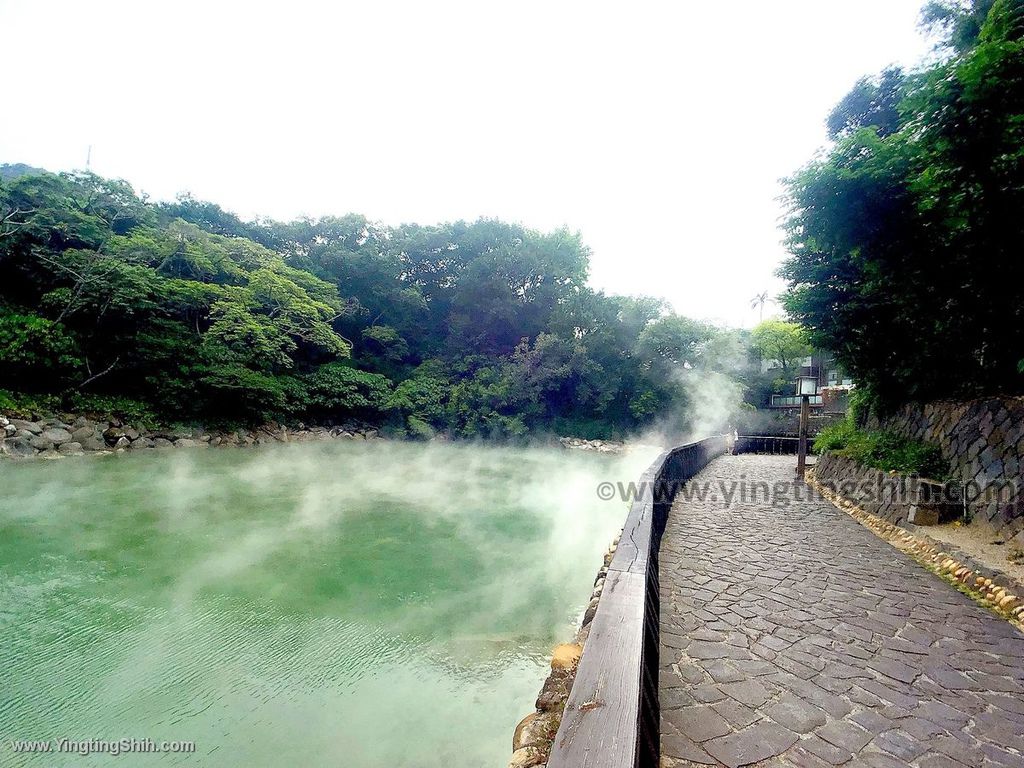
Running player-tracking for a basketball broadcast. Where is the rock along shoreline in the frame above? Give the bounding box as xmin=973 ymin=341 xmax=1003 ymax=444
xmin=0 ymin=413 xmax=384 ymax=460
xmin=508 ymin=532 xmax=620 ymax=768
xmin=0 ymin=412 xmax=630 ymax=461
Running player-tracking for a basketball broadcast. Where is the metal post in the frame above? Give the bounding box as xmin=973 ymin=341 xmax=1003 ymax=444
xmin=797 ymin=394 xmax=810 ymax=480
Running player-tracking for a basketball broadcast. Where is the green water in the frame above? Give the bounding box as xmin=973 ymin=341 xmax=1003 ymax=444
xmin=0 ymin=440 xmax=655 ymax=767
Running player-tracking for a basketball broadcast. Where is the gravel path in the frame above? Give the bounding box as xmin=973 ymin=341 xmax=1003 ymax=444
xmin=659 ymin=454 xmax=1024 ymax=767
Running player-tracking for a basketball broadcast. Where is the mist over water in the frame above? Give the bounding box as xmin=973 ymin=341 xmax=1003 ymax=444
xmin=0 ymin=440 xmax=659 ymax=767
xmin=679 ymin=370 xmax=746 ymax=443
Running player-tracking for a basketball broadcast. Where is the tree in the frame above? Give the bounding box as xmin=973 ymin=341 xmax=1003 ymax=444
xmin=636 ymin=316 xmax=716 ymax=376
xmin=0 ymin=167 xmax=764 ymax=437
xmin=750 ymin=320 xmax=811 ymax=372
xmin=921 ymin=0 xmax=997 ymax=52
xmin=781 ymin=0 xmax=1024 ymax=408
xmin=826 ymin=67 xmax=905 ymax=139
xmin=750 ymin=292 xmax=768 ymax=322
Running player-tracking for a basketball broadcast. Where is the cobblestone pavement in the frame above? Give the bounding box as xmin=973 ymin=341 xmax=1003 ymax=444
xmin=659 ymin=455 xmax=1024 ymax=768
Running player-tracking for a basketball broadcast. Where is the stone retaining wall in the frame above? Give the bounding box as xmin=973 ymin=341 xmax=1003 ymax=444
xmin=814 ymin=453 xmax=945 ymax=525
xmin=815 ymin=452 xmax=1023 ymax=544
xmin=867 ymin=396 xmax=1024 ymax=538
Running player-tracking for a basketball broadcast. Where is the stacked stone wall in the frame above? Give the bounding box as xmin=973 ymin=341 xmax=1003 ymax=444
xmin=852 ymin=396 xmax=1024 ymax=538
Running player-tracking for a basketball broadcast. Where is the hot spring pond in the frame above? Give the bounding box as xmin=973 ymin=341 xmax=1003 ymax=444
xmin=0 ymin=440 xmax=656 ymax=766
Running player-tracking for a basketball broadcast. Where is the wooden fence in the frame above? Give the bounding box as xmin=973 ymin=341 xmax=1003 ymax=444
xmin=546 ymin=435 xmax=728 ymax=768
xmin=735 ymin=434 xmax=801 ymax=455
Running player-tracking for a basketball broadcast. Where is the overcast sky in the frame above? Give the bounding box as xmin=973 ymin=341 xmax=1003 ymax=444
xmin=0 ymin=0 xmax=934 ymax=327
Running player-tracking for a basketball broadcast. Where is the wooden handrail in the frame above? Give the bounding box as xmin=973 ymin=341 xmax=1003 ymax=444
xmin=735 ymin=435 xmax=801 ymax=455
xmin=546 ymin=436 xmax=728 ymax=768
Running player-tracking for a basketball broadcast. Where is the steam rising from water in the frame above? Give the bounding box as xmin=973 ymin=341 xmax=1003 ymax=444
xmin=632 ymin=368 xmax=745 ymax=448
xmin=0 ymin=439 xmax=659 ymax=767
xmin=679 ymin=369 xmax=746 ymax=442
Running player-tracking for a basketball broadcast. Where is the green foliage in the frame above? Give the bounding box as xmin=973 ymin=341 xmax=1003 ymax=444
xmin=854 ymin=432 xmax=948 ymax=479
xmin=187 ymin=364 xmax=295 ymax=425
xmin=921 ymin=0 xmax=997 ymax=51
xmin=63 ymin=394 xmax=159 ymax=425
xmin=300 ymin=363 xmax=393 ymax=420
xmin=0 ymin=168 xmax=770 ymax=436
xmin=0 ymin=390 xmax=152 ymax=421
xmin=782 ymin=0 xmax=1024 ymax=407
xmin=0 ymin=390 xmax=19 ymax=412
xmin=0 ymin=391 xmax=63 ymax=418
xmin=0 ymin=311 xmax=83 ymax=387
xmin=827 ymin=67 xmax=904 ymax=139
xmin=749 ymin=320 xmax=811 ymax=373
xmin=636 ymin=316 xmax=716 ymax=375
xmin=550 ymin=416 xmax=616 ymax=441
xmin=628 ymin=390 xmax=661 ymax=421
xmin=386 ymin=363 xmax=450 ymax=429
xmin=361 ymin=325 xmax=409 ymax=361
xmin=815 ymin=422 xmax=948 ymax=479
xmin=0 ymin=171 xmax=355 ymax=425
xmin=813 ymin=420 xmax=860 ymax=453
xmin=404 ymin=415 xmax=437 ymax=440
xmin=848 ymin=386 xmax=873 ymax=428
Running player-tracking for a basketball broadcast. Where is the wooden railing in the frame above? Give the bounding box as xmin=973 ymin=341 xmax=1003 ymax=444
xmin=546 ymin=436 xmax=728 ymax=768
xmin=734 ymin=434 xmax=801 ymax=455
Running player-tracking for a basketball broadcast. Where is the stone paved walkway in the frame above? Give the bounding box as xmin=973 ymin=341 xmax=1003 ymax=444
xmin=659 ymin=455 xmax=1024 ymax=768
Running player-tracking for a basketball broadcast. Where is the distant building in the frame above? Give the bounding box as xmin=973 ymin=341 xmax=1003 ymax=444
xmin=764 ymin=352 xmax=853 ymax=412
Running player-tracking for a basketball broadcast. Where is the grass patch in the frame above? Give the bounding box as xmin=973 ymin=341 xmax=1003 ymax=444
xmin=814 ymin=420 xmax=948 ymax=479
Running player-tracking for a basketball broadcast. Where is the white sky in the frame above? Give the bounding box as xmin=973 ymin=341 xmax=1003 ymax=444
xmin=0 ymin=0 xmax=933 ymax=327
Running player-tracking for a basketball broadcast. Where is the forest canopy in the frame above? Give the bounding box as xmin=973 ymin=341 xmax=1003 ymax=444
xmin=0 ymin=169 xmax=782 ymax=438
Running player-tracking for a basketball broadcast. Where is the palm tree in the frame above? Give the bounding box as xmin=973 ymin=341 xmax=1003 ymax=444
xmin=750 ymin=292 xmax=768 ymax=322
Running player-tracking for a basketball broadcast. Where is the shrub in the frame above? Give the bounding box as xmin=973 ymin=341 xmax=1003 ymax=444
xmin=813 ymin=420 xmax=858 ymax=453
xmin=0 ymin=389 xmax=19 ymax=413
xmin=300 ymin=363 xmax=393 ymax=421
xmin=815 ymin=421 xmax=948 ymax=479
xmin=191 ymin=364 xmax=292 ymax=426
xmin=405 ymin=415 xmax=436 ymax=440
xmin=0 ymin=390 xmax=62 ymax=418
xmin=550 ymin=416 xmax=616 ymax=441
xmin=386 ymin=367 xmax=449 ymax=428
xmin=64 ymin=394 xmax=158 ymax=426
xmin=0 ymin=312 xmax=83 ymax=390
xmin=848 ymin=431 xmax=948 ymax=479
